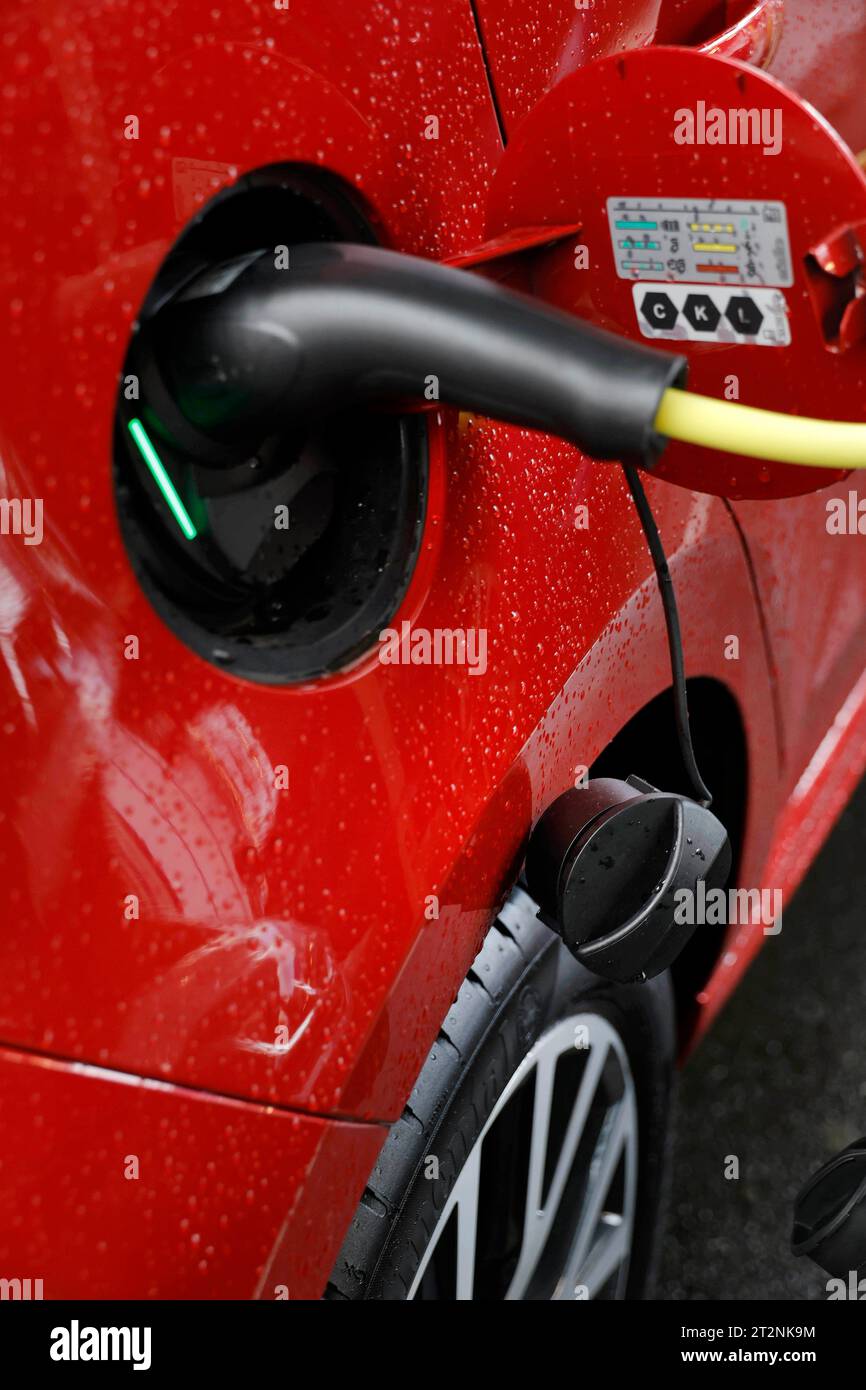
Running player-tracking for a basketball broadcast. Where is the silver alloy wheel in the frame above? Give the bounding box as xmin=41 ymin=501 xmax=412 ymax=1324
xmin=406 ymin=1013 xmax=639 ymax=1301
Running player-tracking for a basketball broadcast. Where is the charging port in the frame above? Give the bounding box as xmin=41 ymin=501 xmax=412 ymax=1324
xmin=114 ymin=163 xmax=429 ymax=684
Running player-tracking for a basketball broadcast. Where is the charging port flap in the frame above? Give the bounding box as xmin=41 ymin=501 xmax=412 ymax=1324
xmin=484 ymin=45 xmax=866 ymax=499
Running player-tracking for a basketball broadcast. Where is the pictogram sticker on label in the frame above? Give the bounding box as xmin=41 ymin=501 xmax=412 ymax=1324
xmin=633 ymin=283 xmax=790 ymax=347
xmin=608 ymin=197 xmax=792 ymax=286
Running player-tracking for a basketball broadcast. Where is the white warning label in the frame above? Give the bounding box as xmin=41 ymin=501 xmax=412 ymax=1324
xmin=632 ymin=282 xmax=790 ymax=347
xmin=608 ymin=197 xmax=792 ymax=287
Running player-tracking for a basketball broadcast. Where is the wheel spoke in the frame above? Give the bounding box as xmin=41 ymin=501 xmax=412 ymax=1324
xmin=454 ymin=1145 xmax=482 ymax=1300
xmin=406 ymin=1140 xmax=483 ymax=1299
xmin=508 ymin=1043 xmax=558 ymax=1289
xmin=565 ymin=1215 xmax=630 ymax=1300
xmin=505 ymin=1034 xmax=609 ymax=1300
xmin=562 ymin=1096 xmax=632 ymax=1293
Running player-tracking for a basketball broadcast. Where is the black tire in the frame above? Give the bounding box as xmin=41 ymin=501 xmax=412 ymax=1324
xmin=326 ymin=884 xmax=677 ymax=1301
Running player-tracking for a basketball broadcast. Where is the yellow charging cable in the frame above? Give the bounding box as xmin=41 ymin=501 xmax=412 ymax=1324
xmin=655 ymin=389 xmax=866 ymax=469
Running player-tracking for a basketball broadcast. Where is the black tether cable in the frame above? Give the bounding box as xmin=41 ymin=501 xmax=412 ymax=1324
xmin=622 ymin=462 xmax=713 ymax=809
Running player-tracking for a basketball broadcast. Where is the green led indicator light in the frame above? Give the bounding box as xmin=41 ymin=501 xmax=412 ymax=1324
xmin=127 ymin=418 xmax=198 ymax=540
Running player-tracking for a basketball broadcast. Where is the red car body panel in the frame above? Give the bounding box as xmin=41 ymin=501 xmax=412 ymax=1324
xmin=2 ymin=0 xmax=866 ymax=1298
xmin=0 ymin=1044 xmax=385 ymax=1300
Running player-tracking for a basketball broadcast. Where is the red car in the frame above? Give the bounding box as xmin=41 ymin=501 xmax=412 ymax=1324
xmin=3 ymin=0 xmax=866 ymax=1302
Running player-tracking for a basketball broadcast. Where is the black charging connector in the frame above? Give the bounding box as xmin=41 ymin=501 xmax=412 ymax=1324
xmin=141 ymin=240 xmax=687 ymax=467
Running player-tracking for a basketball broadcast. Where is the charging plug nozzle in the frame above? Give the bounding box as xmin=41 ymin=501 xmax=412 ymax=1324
xmin=138 ymin=240 xmax=686 ymax=466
